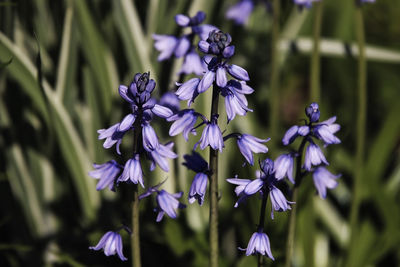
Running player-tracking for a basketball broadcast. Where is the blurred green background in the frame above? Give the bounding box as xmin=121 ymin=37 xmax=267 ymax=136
xmin=1 ymin=0 xmax=399 ymax=266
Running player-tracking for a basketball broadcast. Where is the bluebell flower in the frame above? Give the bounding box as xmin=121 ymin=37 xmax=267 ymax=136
xmin=97 ymin=123 xmax=126 ymax=154
xmin=305 ymin=102 xmax=320 ymax=123
xmin=274 ymin=153 xmax=295 ymax=183
xmin=226 ymin=176 xmax=252 ymax=207
xmin=221 ymin=85 xmax=253 ymax=122
xmin=178 ymin=49 xmax=206 ymax=76
xmin=89 ymin=160 xmax=122 ymax=191
xmin=159 ymin=92 xmax=180 ymax=114
xmin=226 ymin=0 xmax=254 ymax=25
xmin=155 ymin=190 xmax=186 ymax=221
xmin=142 ymin=123 xmax=160 ymax=152
xmin=245 ymin=231 xmax=274 ymax=260
xmin=118 ymin=154 xmax=144 ymax=188
xmin=198 ymin=116 xmax=224 ymax=152
xmin=89 ymin=231 xmax=127 ymax=261
xmin=168 ymin=109 xmax=200 ymax=141
xmin=269 ymin=185 xmax=292 ymax=219
xmin=314 ymin=116 xmax=341 ymax=146
xmin=228 ymin=159 xmax=293 ymax=218
xmin=153 ymin=35 xmax=179 ymax=61
xmin=236 ymin=134 xmax=270 ymax=165
xmin=149 ymin=142 xmax=178 ymax=172
xmin=282 ymin=125 xmax=300 ymax=146
xmin=359 ymin=0 xmax=375 ymax=3
xmin=188 ymin=172 xmax=208 ymax=205
xmin=313 ymin=167 xmax=340 ymax=199
xmin=304 ymin=141 xmax=329 ymax=171
xmin=175 ymin=78 xmax=201 ymax=106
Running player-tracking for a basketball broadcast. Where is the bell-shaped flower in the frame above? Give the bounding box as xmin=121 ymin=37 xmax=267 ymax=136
xmin=303 ymin=142 xmax=329 ymax=171
xmin=313 ymin=167 xmax=340 ymax=199
xmin=142 ymin=124 xmax=160 ymax=152
xmin=188 ymin=172 xmax=208 ymax=205
xmin=97 ymin=123 xmax=126 ymax=154
xmin=149 ymin=142 xmax=178 ymax=172
xmin=245 ymin=231 xmax=274 ymax=260
xmin=89 ymin=160 xmax=121 ymax=191
xmin=179 ymin=50 xmax=206 ymax=76
xmin=226 ymin=176 xmax=252 ymax=207
xmin=168 ymin=109 xmax=199 ymax=141
xmin=237 ymin=134 xmax=270 ymax=165
xmin=273 ymin=153 xmax=295 ymax=183
xmin=269 ymin=185 xmax=293 ymax=219
xmin=155 ymin=190 xmax=186 ymax=222
xmin=89 ymin=231 xmax=127 ymax=261
xmin=118 ymin=154 xmax=144 ymax=188
xmin=153 ymin=34 xmax=179 ymax=61
xmin=175 ymin=78 xmax=200 ymax=106
xmin=226 ymin=0 xmax=254 ymax=25
xmin=199 ymin=119 xmax=224 ymax=152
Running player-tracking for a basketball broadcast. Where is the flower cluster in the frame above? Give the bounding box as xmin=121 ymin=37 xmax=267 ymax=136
xmin=282 ymin=102 xmax=341 ymax=198
xmin=153 ymin=11 xmax=217 ymax=75
xmin=172 ymin=28 xmax=270 ymax=204
xmin=89 ymin=72 xmax=186 ymax=260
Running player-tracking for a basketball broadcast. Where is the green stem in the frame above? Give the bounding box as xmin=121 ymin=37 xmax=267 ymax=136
xmin=257 ymin=194 xmax=268 ymax=267
xmin=209 ymin=84 xmax=220 ymax=267
xmin=310 ymin=1 xmax=323 ymax=103
xmin=269 ymin=0 xmax=280 ymax=142
xmin=131 ymin=119 xmax=142 ymax=267
xmin=285 ymin=137 xmax=308 ymax=267
xmin=349 ymin=2 xmax=366 ymax=257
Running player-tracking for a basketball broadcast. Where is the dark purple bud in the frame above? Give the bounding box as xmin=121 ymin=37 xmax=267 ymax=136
xmin=260 ymin=158 xmax=274 ymax=175
xmin=306 ymin=102 xmax=320 ymax=123
xmin=222 ymin=45 xmax=235 ymax=58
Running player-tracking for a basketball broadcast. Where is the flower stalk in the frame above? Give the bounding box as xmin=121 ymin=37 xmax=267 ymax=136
xmin=209 ymin=83 xmax=220 ymax=267
xmin=132 ymin=115 xmax=142 ymax=267
xmin=285 ymin=137 xmax=307 ymax=267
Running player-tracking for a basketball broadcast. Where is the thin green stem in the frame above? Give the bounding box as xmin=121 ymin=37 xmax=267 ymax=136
xmin=257 ymin=194 xmax=268 ymax=267
xmin=269 ymin=0 xmax=280 ymax=142
xmin=285 ymin=137 xmax=308 ymax=267
xmin=209 ymin=84 xmax=220 ymax=267
xmin=131 ymin=119 xmax=142 ymax=267
xmin=310 ymin=1 xmax=323 ymax=103
xmin=348 ymin=3 xmax=366 ymax=260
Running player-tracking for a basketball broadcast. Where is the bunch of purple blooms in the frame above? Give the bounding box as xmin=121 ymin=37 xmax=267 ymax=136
xmin=281 ymin=102 xmax=341 ymax=198
xmin=170 ymin=28 xmax=270 ymax=204
xmin=153 ymin=11 xmax=217 ymax=76
xmin=88 ymin=72 xmax=185 ymax=261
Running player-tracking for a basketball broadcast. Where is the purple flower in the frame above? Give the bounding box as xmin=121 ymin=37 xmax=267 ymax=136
xmin=168 ymin=109 xmax=199 ymax=141
xmin=245 ymin=231 xmax=274 ymax=260
xmin=188 ymin=172 xmax=208 ymax=205
xmin=159 ymin=92 xmax=180 ymax=114
xmin=142 ymin=124 xmax=159 ymax=152
xmin=227 ymin=64 xmax=250 ymax=81
xmin=97 ymin=123 xmax=125 ymax=154
xmin=175 ymin=78 xmax=200 ymax=106
xmin=314 ymin=116 xmax=341 ymax=145
xmin=179 ymin=50 xmax=206 ymax=76
xmin=306 ymin=102 xmax=320 ymax=123
xmin=198 ymin=118 xmax=224 ymax=152
xmin=269 ymin=186 xmax=292 ymax=219
xmin=360 ymin=0 xmax=375 ymax=3
xmin=89 ymin=160 xmax=121 ymax=191
xmin=274 ymin=153 xmax=295 ymax=183
xmin=313 ymin=167 xmax=340 ymax=199
xmin=293 ymin=0 xmax=319 ymax=8
xmin=155 ymin=190 xmax=186 ymax=222
xmin=198 ymin=69 xmax=216 ymax=93
xmin=282 ymin=125 xmax=299 ymax=146
xmin=149 ymin=142 xmax=178 ymax=172
xmin=118 ymin=154 xmax=144 ymax=188
xmin=304 ymin=142 xmax=329 ymax=171
xmin=237 ymin=134 xmax=270 ymax=165
xmin=226 ymin=177 xmax=252 ymax=207
xmin=221 ymin=86 xmax=253 ymax=122
xmin=174 ymin=36 xmax=191 ymax=58
xmin=193 ymin=24 xmax=219 ymax=40
xmin=153 ymin=34 xmax=179 ymax=61
xmin=226 ymin=0 xmax=254 ymax=25
xmin=89 ymin=231 xmax=127 ymax=261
